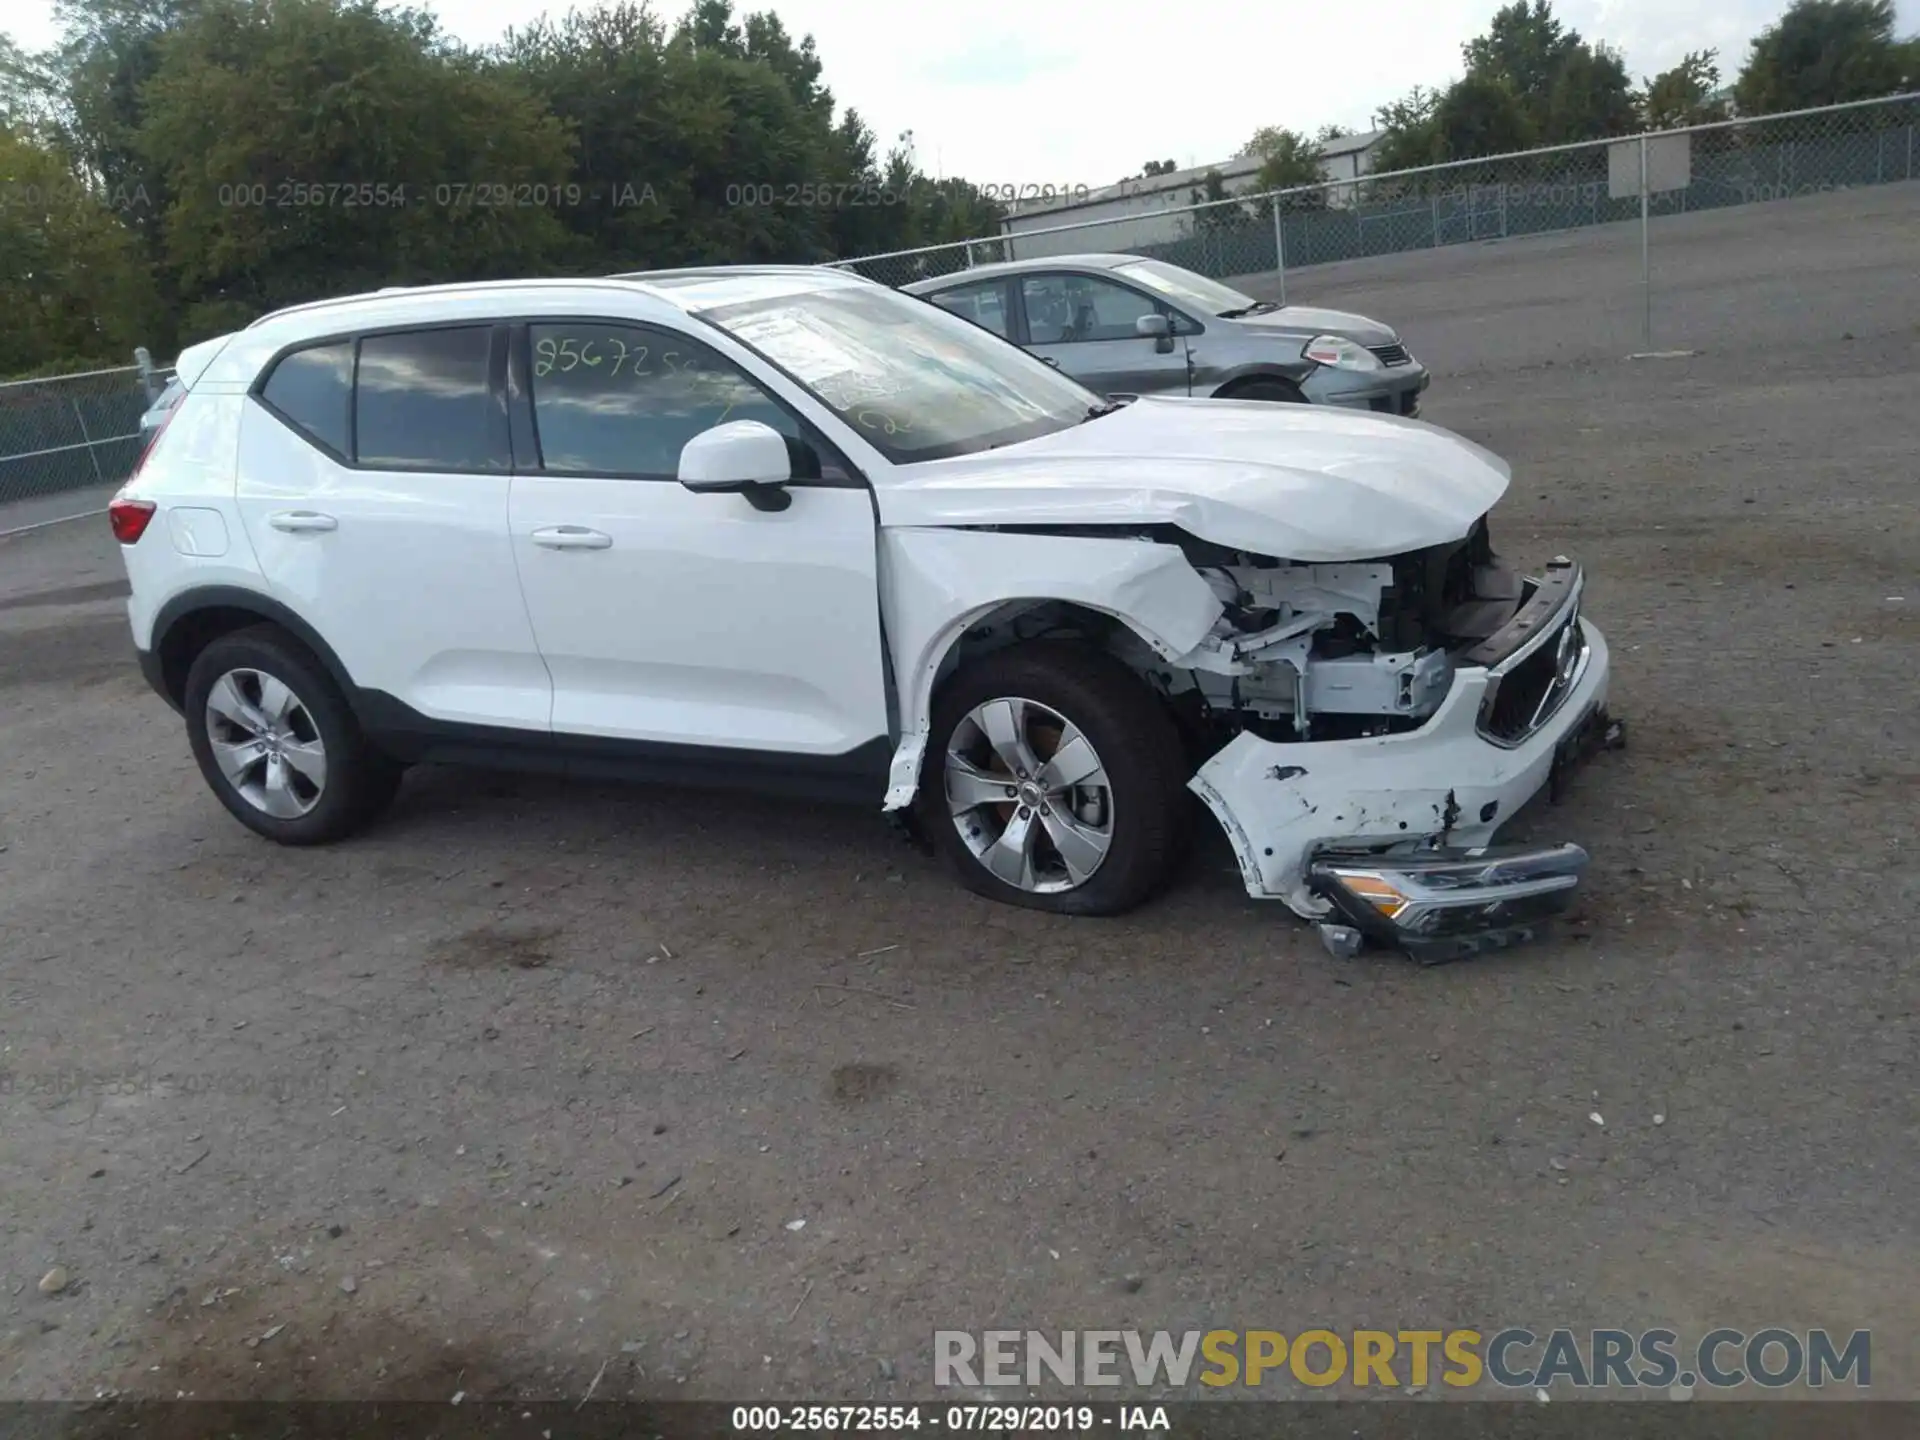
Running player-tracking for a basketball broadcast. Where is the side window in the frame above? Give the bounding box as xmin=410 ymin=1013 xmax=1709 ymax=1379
xmin=926 ymin=281 xmax=1011 ymax=340
xmin=1021 ymin=273 xmax=1163 ymax=344
xmin=354 ymin=326 xmax=503 ymax=472
xmin=527 ymin=322 xmax=800 ymax=478
xmin=260 ymin=341 xmax=352 ymax=456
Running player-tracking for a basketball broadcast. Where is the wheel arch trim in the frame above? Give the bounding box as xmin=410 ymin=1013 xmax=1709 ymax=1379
xmin=877 ymin=529 xmax=1223 ymax=811
xmin=148 ymin=586 xmax=356 ymax=712
xmin=1210 ymin=364 xmax=1309 ymax=398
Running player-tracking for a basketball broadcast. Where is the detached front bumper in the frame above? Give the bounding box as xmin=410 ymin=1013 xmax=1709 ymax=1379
xmin=1188 ymin=598 xmax=1616 ymax=961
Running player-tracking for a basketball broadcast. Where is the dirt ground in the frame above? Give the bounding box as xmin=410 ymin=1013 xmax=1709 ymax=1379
xmin=2 ymin=186 xmax=1918 ymax=1412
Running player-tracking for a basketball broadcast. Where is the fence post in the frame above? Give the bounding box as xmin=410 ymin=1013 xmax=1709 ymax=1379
xmin=134 ymin=347 xmax=158 ymax=403
xmin=964 ymin=240 xmax=976 ymax=269
xmin=1639 ymin=134 xmax=1652 ymax=353
xmin=70 ymin=399 xmax=108 ymax=486
xmin=1269 ymin=193 xmax=1288 ymax=306
xmin=1430 ymin=192 xmax=1439 ymax=246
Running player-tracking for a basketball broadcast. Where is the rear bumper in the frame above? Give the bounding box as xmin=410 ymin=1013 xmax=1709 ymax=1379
xmin=135 ymin=644 xmax=180 ymax=713
xmin=1187 ymin=613 xmax=1615 ymax=957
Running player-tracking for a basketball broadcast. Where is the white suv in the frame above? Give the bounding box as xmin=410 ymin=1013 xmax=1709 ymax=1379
xmin=113 ymin=266 xmax=1616 ymax=960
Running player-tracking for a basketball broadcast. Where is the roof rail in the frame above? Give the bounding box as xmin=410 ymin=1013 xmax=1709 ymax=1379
xmin=244 ymin=276 xmax=662 ymax=328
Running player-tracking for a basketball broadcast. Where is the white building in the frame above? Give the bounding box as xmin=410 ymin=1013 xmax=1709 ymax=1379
xmin=999 ymin=130 xmax=1385 ymax=259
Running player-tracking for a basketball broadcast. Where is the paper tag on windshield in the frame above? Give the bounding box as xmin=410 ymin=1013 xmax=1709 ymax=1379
xmin=728 ymin=312 xmax=868 ymax=385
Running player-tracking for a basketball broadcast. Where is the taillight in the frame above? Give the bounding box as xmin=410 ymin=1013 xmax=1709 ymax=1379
xmin=109 ymin=497 xmax=157 ymax=544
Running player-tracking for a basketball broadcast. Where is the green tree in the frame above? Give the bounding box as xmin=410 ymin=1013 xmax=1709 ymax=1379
xmin=0 ymin=122 xmax=159 ymax=373
xmin=1189 ymin=167 xmax=1252 ymax=231
xmin=38 ymin=0 xmax=196 ymax=348
xmin=1463 ymin=0 xmax=1576 ymax=107
xmin=1 ymin=36 xmax=59 ymax=129
xmin=1734 ymin=0 xmax=1915 ymax=114
xmin=1640 ymin=48 xmax=1727 ymax=129
xmin=1140 ymin=158 xmax=1176 ymax=176
xmin=1541 ymin=42 xmax=1637 ymax=142
xmin=136 ymin=0 xmax=573 ymax=341
xmin=1433 ymin=72 xmax=1536 ymax=159
xmin=1371 ymin=85 xmax=1444 ymax=173
xmin=496 ymin=1 xmax=990 ymax=271
xmin=1237 ymin=125 xmax=1327 ymax=206
xmin=1462 ymin=0 xmax=1635 ymax=143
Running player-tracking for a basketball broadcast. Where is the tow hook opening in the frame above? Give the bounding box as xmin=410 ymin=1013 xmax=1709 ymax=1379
xmin=1308 ymin=842 xmax=1591 ymax=966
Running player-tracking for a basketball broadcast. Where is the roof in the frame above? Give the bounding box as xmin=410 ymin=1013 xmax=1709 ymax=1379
xmin=1003 ymin=130 xmax=1387 ymax=221
xmin=1317 ymin=128 xmax=1385 ymax=158
xmin=611 ymin=264 xmax=879 ymax=285
xmin=901 ymin=253 xmax=1148 ymax=293
xmin=202 ymin=269 xmax=871 ymax=390
xmin=244 ymin=268 xmax=872 ymax=333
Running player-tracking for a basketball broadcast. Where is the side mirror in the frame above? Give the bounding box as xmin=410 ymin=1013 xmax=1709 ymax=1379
xmin=678 ymin=420 xmax=793 ymax=512
xmin=1136 ymin=313 xmax=1175 ymax=353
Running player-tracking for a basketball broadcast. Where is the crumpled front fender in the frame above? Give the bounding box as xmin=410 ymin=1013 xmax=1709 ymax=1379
xmin=877 ymin=528 xmax=1224 ymax=810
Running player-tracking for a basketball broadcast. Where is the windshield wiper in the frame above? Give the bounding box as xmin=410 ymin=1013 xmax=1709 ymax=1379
xmin=1083 ymin=399 xmax=1130 ymax=421
xmin=1217 ymin=300 xmax=1283 ymax=318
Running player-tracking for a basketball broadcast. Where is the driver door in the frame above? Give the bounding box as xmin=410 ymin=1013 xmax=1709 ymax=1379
xmin=504 ymin=319 xmax=890 ymax=794
xmin=1016 ymin=272 xmax=1193 ymax=397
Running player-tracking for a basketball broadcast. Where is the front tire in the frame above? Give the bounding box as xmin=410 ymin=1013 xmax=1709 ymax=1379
xmin=1220 ymin=377 xmax=1307 ymax=403
xmin=917 ymin=643 xmax=1191 ymax=916
xmin=184 ymin=625 xmax=401 ymax=845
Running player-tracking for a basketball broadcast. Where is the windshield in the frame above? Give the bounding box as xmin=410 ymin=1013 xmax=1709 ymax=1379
xmin=698 ymin=285 xmax=1101 ymax=463
xmin=1113 ymin=259 xmax=1258 ymax=316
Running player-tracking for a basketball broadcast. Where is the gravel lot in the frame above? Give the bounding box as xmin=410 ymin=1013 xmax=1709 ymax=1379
xmin=3 ymin=185 xmax=1918 ymax=1411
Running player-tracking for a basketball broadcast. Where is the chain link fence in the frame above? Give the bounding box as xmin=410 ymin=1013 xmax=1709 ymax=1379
xmin=0 ymin=354 xmax=171 ymax=522
xmin=834 ymin=92 xmax=1920 ymax=349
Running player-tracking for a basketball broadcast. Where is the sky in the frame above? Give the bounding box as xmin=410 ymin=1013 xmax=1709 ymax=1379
xmin=7 ymin=0 xmax=1918 ymax=187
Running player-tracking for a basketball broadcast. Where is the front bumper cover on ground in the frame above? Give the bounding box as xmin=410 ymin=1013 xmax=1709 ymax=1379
xmin=1188 ymin=610 xmax=1616 ymax=960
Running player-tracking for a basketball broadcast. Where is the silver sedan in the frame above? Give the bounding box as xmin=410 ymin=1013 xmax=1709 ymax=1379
xmin=904 ymin=254 xmax=1428 ymax=415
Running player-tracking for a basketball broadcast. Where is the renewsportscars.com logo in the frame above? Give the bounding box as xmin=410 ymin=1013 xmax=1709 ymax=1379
xmin=933 ymin=1328 xmax=1871 ymax=1392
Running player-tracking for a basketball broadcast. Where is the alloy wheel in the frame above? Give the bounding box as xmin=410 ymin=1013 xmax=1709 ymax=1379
xmin=944 ymin=696 xmax=1115 ymax=894
xmin=203 ymin=668 xmax=328 ymax=819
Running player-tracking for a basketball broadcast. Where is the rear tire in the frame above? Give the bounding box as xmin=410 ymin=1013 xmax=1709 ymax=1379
xmin=917 ymin=642 xmax=1191 ymax=916
xmin=184 ymin=625 xmax=401 ymax=846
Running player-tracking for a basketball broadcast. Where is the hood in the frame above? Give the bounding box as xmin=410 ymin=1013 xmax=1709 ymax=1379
xmin=1228 ymin=304 xmax=1397 ymax=346
xmin=876 ymin=394 xmax=1509 ymax=562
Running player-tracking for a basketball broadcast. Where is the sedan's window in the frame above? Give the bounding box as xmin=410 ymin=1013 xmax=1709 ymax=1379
xmin=1113 ymin=258 xmax=1255 ymax=318
xmin=1021 ymin=274 xmax=1162 ymax=344
xmin=527 ymin=323 xmax=797 ymax=478
xmin=260 ymin=341 xmax=352 ymax=456
xmin=354 ymin=326 xmax=504 ymax=471
xmin=700 ymin=283 xmax=1098 ymax=464
xmin=926 ymin=281 xmax=1012 ymax=339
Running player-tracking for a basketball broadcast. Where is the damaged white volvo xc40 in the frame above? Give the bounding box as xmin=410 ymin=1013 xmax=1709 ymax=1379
xmin=112 ymin=266 xmax=1616 ymax=959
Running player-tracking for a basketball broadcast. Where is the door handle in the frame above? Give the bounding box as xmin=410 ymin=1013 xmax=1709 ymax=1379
xmin=530 ymin=525 xmax=613 ymax=551
xmin=267 ymin=510 xmax=337 ymax=533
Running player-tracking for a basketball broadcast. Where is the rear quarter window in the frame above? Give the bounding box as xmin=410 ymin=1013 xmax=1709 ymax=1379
xmin=259 ymin=342 xmax=353 ymax=456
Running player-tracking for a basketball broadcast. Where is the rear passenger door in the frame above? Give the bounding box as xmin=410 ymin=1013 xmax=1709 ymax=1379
xmin=235 ymin=324 xmax=552 ymax=733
